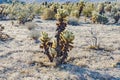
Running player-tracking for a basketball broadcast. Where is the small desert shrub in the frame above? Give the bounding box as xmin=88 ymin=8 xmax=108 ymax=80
xmin=41 ymin=8 xmax=56 ymax=20
xmin=110 ymin=5 xmax=120 ymax=23
xmin=111 ymin=5 xmax=120 ymax=14
xmin=29 ymin=29 xmax=40 ymax=41
xmin=98 ymin=15 xmax=109 ymax=24
xmin=25 ymin=22 xmax=38 ymax=30
xmin=113 ymin=11 xmax=120 ymax=23
xmin=17 ymin=10 xmax=34 ymax=24
xmin=104 ymin=4 xmax=112 ymax=12
xmin=91 ymin=11 xmax=108 ymax=24
xmin=67 ymin=17 xmax=79 ymax=26
xmin=86 ymin=28 xmax=101 ymax=50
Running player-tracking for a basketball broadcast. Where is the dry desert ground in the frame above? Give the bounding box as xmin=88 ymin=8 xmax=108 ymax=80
xmin=0 ymin=19 xmax=120 ymax=80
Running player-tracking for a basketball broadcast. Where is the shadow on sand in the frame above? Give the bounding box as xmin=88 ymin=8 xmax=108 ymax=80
xmin=58 ymin=63 xmax=120 ymax=80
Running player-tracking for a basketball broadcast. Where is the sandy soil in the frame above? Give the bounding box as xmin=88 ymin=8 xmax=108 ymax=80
xmin=0 ymin=19 xmax=120 ymax=80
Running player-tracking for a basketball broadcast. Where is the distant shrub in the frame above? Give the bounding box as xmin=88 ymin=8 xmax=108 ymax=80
xmin=91 ymin=11 xmax=108 ymax=24
xmin=111 ymin=5 xmax=120 ymax=23
xmin=41 ymin=8 xmax=56 ymax=20
xmin=29 ymin=29 xmax=40 ymax=41
xmin=67 ymin=17 xmax=79 ymax=26
xmin=86 ymin=28 xmax=101 ymax=50
xmin=25 ymin=22 xmax=38 ymax=30
xmin=104 ymin=4 xmax=112 ymax=12
xmin=113 ymin=11 xmax=120 ymax=23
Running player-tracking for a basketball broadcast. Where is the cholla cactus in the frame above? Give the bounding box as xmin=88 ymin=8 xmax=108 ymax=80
xmin=97 ymin=3 xmax=105 ymax=15
xmin=40 ymin=32 xmax=53 ymax=62
xmin=78 ymin=1 xmax=85 ymax=16
xmin=40 ymin=8 xmax=74 ymax=65
xmin=91 ymin=11 xmax=99 ymax=23
xmin=55 ymin=9 xmax=69 ymax=21
xmin=70 ymin=10 xmax=79 ymax=18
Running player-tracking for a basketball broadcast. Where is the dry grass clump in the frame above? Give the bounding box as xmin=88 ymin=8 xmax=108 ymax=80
xmin=29 ymin=30 xmax=40 ymax=41
xmin=86 ymin=28 xmax=101 ymax=50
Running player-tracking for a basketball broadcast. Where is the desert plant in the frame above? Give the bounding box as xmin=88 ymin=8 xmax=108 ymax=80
xmin=25 ymin=22 xmax=38 ymax=30
xmin=0 ymin=4 xmax=8 ymax=19
xmin=41 ymin=8 xmax=56 ymax=20
xmin=78 ymin=1 xmax=85 ymax=16
xmin=55 ymin=9 xmax=69 ymax=21
xmin=0 ymin=25 xmax=10 ymax=41
xmin=111 ymin=5 xmax=120 ymax=23
xmin=70 ymin=10 xmax=79 ymax=18
xmin=17 ymin=4 xmax=35 ymax=24
xmin=86 ymin=28 xmax=101 ymax=50
xmin=104 ymin=4 xmax=112 ymax=12
xmin=67 ymin=17 xmax=79 ymax=26
xmin=82 ymin=3 xmax=94 ymax=22
xmin=97 ymin=3 xmax=105 ymax=15
xmin=91 ymin=11 xmax=108 ymax=24
xmin=29 ymin=29 xmax=40 ymax=43
xmin=113 ymin=11 xmax=120 ymax=23
xmin=40 ymin=9 xmax=74 ymax=66
xmin=82 ymin=3 xmax=94 ymax=18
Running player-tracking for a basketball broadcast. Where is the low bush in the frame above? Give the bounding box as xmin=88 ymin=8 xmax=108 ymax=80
xmin=67 ymin=17 xmax=79 ymax=26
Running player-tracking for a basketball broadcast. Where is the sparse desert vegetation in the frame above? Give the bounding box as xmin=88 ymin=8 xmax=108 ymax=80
xmin=0 ymin=0 xmax=120 ymax=80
